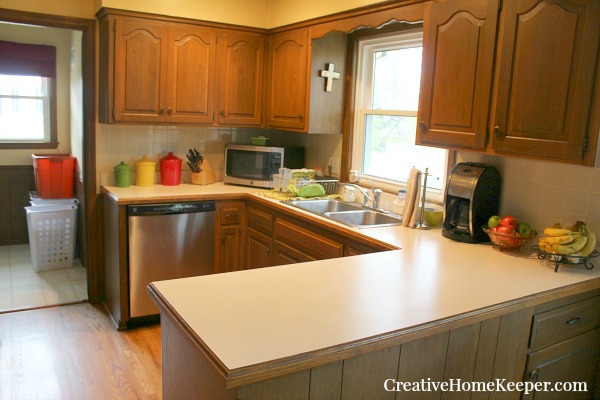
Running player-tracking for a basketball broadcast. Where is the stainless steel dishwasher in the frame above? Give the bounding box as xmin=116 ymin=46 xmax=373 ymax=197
xmin=128 ymin=201 xmax=216 ymax=319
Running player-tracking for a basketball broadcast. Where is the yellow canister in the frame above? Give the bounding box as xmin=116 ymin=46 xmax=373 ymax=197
xmin=135 ymin=156 xmax=156 ymax=186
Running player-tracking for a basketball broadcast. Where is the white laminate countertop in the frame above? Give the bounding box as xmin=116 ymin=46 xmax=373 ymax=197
xmin=105 ymin=184 xmax=600 ymax=381
xmin=102 ymin=182 xmax=262 ymax=204
xmin=152 ymin=225 xmax=600 ymax=372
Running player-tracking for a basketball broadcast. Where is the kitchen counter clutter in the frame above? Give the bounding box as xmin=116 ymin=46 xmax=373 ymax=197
xmin=103 ymin=184 xmax=600 ymax=398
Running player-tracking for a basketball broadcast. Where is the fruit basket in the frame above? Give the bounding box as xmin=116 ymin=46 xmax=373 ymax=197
xmin=531 ymin=245 xmax=599 ymax=272
xmin=483 ymin=227 xmax=537 ymax=251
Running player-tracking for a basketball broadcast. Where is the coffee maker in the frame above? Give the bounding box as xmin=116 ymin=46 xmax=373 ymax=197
xmin=442 ymin=163 xmax=500 ymax=243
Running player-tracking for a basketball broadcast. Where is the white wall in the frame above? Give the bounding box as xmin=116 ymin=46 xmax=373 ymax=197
xmin=70 ymin=30 xmax=84 ymax=179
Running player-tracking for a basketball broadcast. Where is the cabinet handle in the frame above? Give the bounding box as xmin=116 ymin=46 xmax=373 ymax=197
xmin=254 ymin=218 xmax=262 ymax=225
xmin=566 ymin=317 xmax=581 ymax=325
xmin=419 ymin=121 xmax=428 ymax=134
xmin=220 ymin=111 xmax=225 ymax=117
xmin=159 ymin=107 xmax=165 ymax=115
xmin=298 ymin=114 xmax=304 ymax=122
xmin=167 ymin=107 xmax=172 ymax=115
xmin=530 ymin=370 xmax=538 ymax=382
xmin=493 ymin=126 xmax=502 ymax=137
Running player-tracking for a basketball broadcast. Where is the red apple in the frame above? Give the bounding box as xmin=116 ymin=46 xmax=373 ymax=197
xmin=500 ymin=216 xmax=518 ymax=228
xmin=497 ymin=225 xmax=516 ymax=235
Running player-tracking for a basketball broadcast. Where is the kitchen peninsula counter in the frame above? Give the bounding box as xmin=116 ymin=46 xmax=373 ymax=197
xmin=147 ymin=215 xmax=600 ymax=398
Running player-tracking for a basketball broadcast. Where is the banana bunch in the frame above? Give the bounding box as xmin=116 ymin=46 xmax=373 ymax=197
xmin=538 ymin=221 xmax=597 ymax=256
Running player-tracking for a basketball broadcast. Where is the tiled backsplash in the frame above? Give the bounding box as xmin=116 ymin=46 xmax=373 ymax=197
xmin=458 ymin=152 xmax=600 ymax=233
xmin=96 ymin=123 xmax=599 ymax=233
xmin=95 ymin=123 xmax=342 ymax=189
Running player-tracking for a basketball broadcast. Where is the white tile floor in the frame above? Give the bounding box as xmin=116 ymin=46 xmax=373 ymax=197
xmin=0 ymin=244 xmax=87 ymax=312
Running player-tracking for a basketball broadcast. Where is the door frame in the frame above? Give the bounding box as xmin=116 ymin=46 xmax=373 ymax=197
xmin=0 ymin=8 xmax=99 ymax=302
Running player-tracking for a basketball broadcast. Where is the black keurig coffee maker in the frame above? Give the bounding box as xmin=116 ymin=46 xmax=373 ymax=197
xmin=442 ymin=163 xmax=500 ymax=243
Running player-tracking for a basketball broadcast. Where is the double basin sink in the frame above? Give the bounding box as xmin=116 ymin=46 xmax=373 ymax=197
xmin=282 ymin=199 xmax=402 ymax=228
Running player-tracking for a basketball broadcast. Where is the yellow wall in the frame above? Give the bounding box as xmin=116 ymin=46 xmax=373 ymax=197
xmin=0 ymin=0 xmax=385 ymax=30
xmin=267 ymin=0 xmax=382 ymax=28
xmin=0 ymin=0 xmax=95 ymax=19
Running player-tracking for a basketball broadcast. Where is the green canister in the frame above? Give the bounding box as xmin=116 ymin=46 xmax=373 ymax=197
xmin=114 ymin=161 xmax=131 ymax=187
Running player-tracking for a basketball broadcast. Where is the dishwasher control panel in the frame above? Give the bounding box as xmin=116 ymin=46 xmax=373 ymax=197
xmin=128 ymin=201 xmax=216 ymax=216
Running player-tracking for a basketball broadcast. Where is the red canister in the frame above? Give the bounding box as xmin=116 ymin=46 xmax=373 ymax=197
xmin=159 ymin=152 xmax=182 ymax=186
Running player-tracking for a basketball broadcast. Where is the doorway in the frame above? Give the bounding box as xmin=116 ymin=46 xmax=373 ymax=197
xmin=0 ymin=8 xmax=97 ymax=309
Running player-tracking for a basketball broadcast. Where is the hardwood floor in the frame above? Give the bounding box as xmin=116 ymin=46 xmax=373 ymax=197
xmin=0 ymin=303 xmax=162 ymax=400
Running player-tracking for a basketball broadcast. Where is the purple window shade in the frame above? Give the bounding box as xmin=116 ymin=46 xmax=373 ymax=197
xmin=0 ymin=40 xmax=56 ymax=78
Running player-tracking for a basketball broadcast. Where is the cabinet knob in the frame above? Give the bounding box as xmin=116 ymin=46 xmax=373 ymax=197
xmin=530 ymin=370 xmax=538 ymax=382
xmin=254 ymin=218 xmax=261 ymax=224
xmin=159 ymin=107 xmax=165 ymax=115
xmin=419 ymin=121 xmax=428 ymax=134
xmin=493 ymin=126 xmax=502 ymax=137
xmin=167 ymin=107 xmax=172 ymax=115
xmin=298 ymin=114 xmax=304 ymax=122
xmin=566 ymin=317 xmax=581 ymax=325
xmin=220 ymin=111 xmax=225 ymax=117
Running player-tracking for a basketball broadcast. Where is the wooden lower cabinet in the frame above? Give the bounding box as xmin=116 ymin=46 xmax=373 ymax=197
xmin=271 ymin=239 xmax=316 ymax=265
xmin=523 ymin=296 xmax=600 ymax=399
xmin=215 ymin=201 xmax=245 ymax=273
xmin=246 ymin=227 xmax=272 ymax=269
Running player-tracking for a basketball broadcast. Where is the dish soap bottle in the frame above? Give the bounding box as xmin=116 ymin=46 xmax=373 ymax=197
xmin=393 ymin=189 xmax=406 ymax=215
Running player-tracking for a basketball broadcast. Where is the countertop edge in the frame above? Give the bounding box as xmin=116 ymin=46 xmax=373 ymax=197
xmin=151 ymin=277 xmax=600 ymax=389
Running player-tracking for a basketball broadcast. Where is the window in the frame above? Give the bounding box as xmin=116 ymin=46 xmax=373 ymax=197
xmin=0 ymin=40 xmax=57 ymax=148
xmin=351 ymin=30 xmax=448 ymax=191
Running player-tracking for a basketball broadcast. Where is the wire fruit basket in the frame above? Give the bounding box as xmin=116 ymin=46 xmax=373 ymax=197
xmin=531 ymin=245 xmax=599 ymax=272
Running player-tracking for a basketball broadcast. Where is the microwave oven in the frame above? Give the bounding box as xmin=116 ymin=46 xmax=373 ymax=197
xmin=223 ymin=144 xmax=305 ymax=188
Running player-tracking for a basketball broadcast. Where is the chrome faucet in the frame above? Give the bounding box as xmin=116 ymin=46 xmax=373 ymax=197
xmin=342 ymin=181 xmax=384 ymax=211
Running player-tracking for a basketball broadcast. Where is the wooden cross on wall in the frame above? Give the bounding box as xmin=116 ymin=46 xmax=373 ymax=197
xmin=319 ymin=63 xmax=340 ymax=92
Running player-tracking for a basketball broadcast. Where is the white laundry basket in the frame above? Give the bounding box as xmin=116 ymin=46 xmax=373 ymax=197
xmin=25 ymin=203 xmax=77 ymax=272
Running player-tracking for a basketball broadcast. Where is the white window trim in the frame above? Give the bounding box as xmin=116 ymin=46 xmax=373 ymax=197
xmin=350 ymin=29 xmax=448 ymax=203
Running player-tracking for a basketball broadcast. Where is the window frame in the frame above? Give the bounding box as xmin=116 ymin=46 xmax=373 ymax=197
xmin=0 ymin=40 xmax=58 ymax=149
xmin=346 ymin=26 xmax=452 ymax=200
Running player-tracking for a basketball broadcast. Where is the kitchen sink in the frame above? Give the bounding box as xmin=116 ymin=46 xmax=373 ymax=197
xmin=324 ymin=210 xmax=402 ymax=228
xmin=282 ymin=199 xmax=402 ymax=228
xmin=282 ymin=199 xmax=364 ymax=214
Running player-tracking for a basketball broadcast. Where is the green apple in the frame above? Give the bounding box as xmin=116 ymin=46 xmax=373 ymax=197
xmin=488 ymin=215 xmax=501 ymax=229
xmin=517 ymin=222 xmax=532 ymax=237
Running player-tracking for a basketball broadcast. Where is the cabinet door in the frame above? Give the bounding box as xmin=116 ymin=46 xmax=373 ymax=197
xmin=217 ymin=225 xmax=242 ymax=273
xmin=167 ymin=25 xmax=216 ymax=124
xmin=266 ymin=29 xmax=310 ymax=131
xmin=218 ymin=31 xmax=265 ymax=126
xmin=491 ymin=0 xmax=600 ymax=161
xmin=523 ymin=329 xmax=599 ymax=400
xmin=246 ymin=227 xmax=272 ymax=269
xmin=272 ymin=240 xmax=315 ymax=266
xmin=113 ymin=17 xmax=168 ymax=122
xmin=417 ymin=0 xmax=499 ymax=150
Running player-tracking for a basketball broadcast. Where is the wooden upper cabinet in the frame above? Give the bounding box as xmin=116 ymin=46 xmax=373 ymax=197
xmin=490 ymin=0 xmax=600 ymax=161
xmin=266 ymin=29 xmax=310 ymax=131
xmin=418 ymin=0 xmax=499 ymax=150
xmin=217 ymin=31 xmax=264 ymax=126
xmin=111 ymin=17 xmax=216 ymax=124
xmin=167 ymin=25 xmax=216 ymax=124
xmin=113 ymin=18 xmax=168 ymax=123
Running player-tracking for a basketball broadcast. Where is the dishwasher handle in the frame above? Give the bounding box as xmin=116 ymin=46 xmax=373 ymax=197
xmin=128 ymin=201 xmax=216 ymax=216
